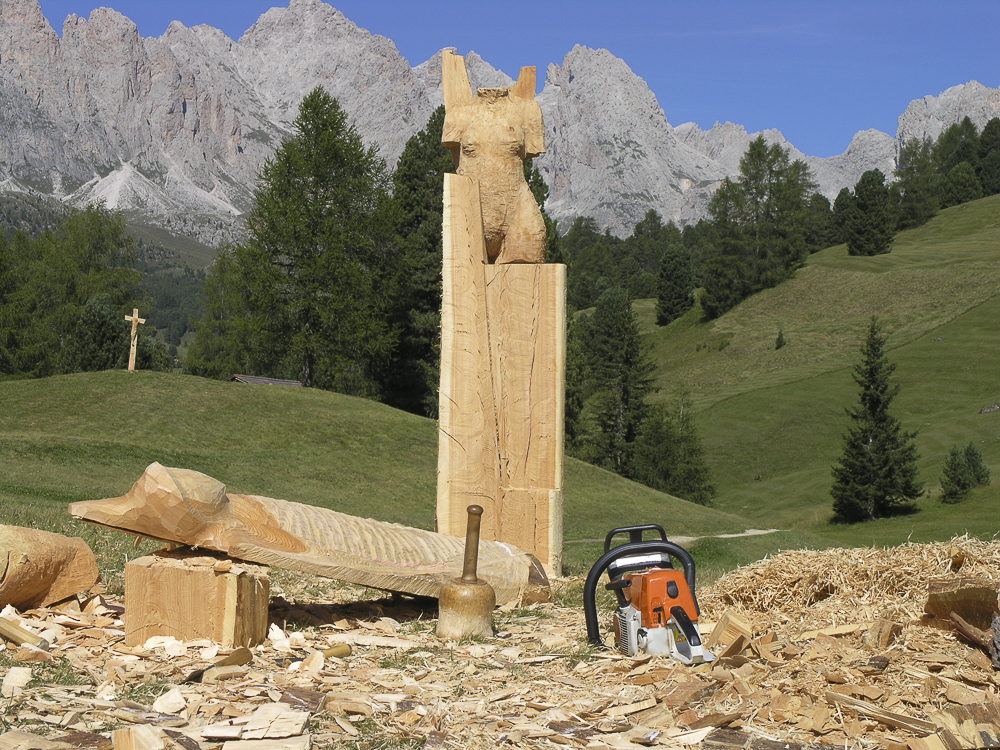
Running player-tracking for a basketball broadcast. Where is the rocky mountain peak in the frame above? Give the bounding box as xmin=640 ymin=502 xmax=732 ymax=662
xmin=536 ymin=44 xmax=724 ymax=234
xmin=897 ymin=80 xmax=1000 ymax=146
xmin=0 ymin=0 xmax=995 ymax=246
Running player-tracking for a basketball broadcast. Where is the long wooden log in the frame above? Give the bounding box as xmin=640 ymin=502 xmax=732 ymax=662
xmin=69 ymin=463 xmax=549 ymax=606
xmin=0 ymin=525 xmax=99 ymax=609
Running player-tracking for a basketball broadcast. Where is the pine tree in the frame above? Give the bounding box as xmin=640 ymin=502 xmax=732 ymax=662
xmin=844 ymin=170 xmax=894 ymax=256
xmin=940 ymin=161 xmax=983 ymax=207
xmin=191 ymin=87 xmax=394 ymax=393
xmin=5 ymin=205 xmax=141 ymax=377
xmin=384 ymin=105 xmax=455 ymax=415
xmin=630 ymin=397 xmax=715 ymax=504
xmin=587 ymin=287 xmax=655 ymax=474
xmin=655 ymin=243 xmax=693 ymax=325
xmin=831 ymin=317 xmax=922 ymax=522
xmin=701 ymin=136 xmax=816 ymax=318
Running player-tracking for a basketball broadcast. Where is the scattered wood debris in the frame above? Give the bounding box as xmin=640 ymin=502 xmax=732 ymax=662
xmin=0 ymin=536 xmax=998 ymax=750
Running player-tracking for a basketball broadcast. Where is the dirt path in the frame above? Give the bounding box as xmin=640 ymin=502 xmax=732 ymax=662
xmin=564 ymin=528 xmax=781 ymax=545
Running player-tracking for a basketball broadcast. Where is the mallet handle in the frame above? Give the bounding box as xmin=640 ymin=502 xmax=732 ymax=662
xmin=461 ymin=505 xmax=484 ymax=583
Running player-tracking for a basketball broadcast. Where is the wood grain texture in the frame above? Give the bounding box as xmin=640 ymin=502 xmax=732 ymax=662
xmin=436 ymin=176 xmax=566 ymax=574
xmin=437 ymin=173 xmax=500 ymax=537
xmin=124 ymin=550 xmax=269 ymax=647
xmin=0 ymin=525 xmax=99 ymax=609
xmin=70 ymin=462 xmax=548 ymax=606
xmin=440 ymin=50 xmax=546 ymax=264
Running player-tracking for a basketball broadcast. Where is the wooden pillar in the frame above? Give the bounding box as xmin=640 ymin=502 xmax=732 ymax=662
xmin=437 ymin=173 xmax=566 ymax=575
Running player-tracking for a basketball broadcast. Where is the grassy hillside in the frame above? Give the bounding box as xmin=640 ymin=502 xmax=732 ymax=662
xmin=640 ymin=193 xmax=1000 ymax=554
xmin=0 ymin=371 xmax=748 ymax=577
xmin=3 ymin=195 xmax=998 ymax=590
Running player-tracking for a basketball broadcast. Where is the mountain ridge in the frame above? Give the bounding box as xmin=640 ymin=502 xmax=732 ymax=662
xmin=1 ymin=0 xmax=996 ymax=245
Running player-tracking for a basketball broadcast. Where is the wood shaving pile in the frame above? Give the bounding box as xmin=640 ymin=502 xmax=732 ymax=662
xmin=700 ymin=535 xmax=1000 ymax=625
xmin=0 ymin=536 xmax=998 ymax=750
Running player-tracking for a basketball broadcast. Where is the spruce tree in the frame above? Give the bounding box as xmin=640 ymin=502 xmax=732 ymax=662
xmin=831 ymin=317 xmax=922 ymax=522
xmin=191 ymin=87 xmax=394 ymax=392
xmin=893 ymin=139 xmax=938 ymax=230
xmin=655 ymin=243 xmax=693 ymax=325
xmin=832 ymin=187 xmax=856 ymax=245
xmin=804 ymin=192 xmax=835 ymax=252
xmin=940 ymin=161 xmax=983 ymax=207
xmin=844 ymin=170 xmax=894 ymax=256
xmin=940 ymin=445 xmax=972 ymax=503
xmin=58 ymin=294 xmax=128 ymax=373
xmin=964 ymin=442 xmax=990 ymax=486
xmin=630 ymin=397 xmax=715 ymax=504
xmin=384 ymin=105 xmax=454 ymax=415
xmin=587 ymin=287 xmax=654 ymax=474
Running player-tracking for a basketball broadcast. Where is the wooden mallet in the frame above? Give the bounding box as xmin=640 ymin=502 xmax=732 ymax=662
xmin=436 ymin=505 xmax=496 ymax=640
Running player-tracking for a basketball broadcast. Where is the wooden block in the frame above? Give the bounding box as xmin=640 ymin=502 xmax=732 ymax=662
xmin=865 ymin=619 xmax=903 ymax=650
xmin=925 ymin=577 xmax=999 ymax=632
xmin=0 ymin=525 xmax=99 ymax=610
xmin=124 ymin=550 xmax=269 ymax=648
xmin=111 ymin=726 xmax=165 ymax=750
xmin=705 ymin=611 xmax=751 ymax=652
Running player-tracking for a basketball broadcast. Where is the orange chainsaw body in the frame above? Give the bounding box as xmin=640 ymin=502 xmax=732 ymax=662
xmin=622 ymin=568 xmax=700 ymax=629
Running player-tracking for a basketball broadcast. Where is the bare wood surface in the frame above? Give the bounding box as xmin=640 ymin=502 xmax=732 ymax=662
xmin=69 ymin=462 xmax=548 ymax=606
xmin=436 ymin=173 xmax=499 ymax=541
xmin=124 ymin=550 xmax=269 ymax=648
xmin=925 ymin=577 xmax=999 ymax=631
xmin=436 ymin=175 xmax=566 ymax=574
xmin=825 ymin=691 xmax=937 ymax=735
xmin=508 ymin=65 xmax=536 ymax=102
xmin=124 ymin=308 xmax=145 ymax=373
xmin=0 ymin=524 xmax=99 ymax=609
xmin=440 ymin=50 xmax=546 ymax=264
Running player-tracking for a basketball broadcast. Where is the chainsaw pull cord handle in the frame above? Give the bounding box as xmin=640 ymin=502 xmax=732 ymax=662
xmin=583 ymin=540 xmax=699 ymax=649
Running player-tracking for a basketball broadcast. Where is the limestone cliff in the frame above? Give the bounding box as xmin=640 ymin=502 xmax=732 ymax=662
xmin=0 ymin=0 xmax=995 ymax=245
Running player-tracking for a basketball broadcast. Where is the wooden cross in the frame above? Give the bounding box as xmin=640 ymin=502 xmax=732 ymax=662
xmin=124 ymin=308 xmax=145 ymax=372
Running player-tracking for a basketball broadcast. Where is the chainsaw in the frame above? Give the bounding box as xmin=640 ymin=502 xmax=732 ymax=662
xmin=583 ymin=524 xmax=714 ymax=665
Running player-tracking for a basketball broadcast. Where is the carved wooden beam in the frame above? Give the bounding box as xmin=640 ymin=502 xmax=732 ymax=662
xmin=69 ymin=463 xmax=549 ymax=606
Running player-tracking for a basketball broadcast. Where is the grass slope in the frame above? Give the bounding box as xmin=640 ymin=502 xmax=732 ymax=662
xmin=641 ymin=194 xmax=1000 ymax=558
xmin=0 ymin=371 xmax=749 ymax=577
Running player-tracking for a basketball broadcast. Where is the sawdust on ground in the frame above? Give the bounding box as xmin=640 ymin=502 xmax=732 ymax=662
xmin=0 ymin=535 xmax=998 ymax=750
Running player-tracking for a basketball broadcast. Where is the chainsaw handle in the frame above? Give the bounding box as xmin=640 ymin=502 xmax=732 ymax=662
xmin=583 ymin=540 xmax=700 ymax=648
xmin=604 ymin=524 xmax=667 ymax=553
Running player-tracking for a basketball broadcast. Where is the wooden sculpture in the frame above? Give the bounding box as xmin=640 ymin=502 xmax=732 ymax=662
xmin=436 ymin=51 xmax=567 ymax=575
xmin=69 ymin=463 xmax=550 ymax=606
xmin=0 ymin=525 xmax=99 ymax=609
xmin=441 ymin=50 xmax=547 ymax=264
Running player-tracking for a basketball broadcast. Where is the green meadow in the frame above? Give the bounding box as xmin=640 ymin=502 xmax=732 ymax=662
xmin=1 ymin=194 xmax=998 ymax=586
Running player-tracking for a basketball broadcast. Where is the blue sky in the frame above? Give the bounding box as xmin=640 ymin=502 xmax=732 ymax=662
xmin=34 ymin=0 xmax=999 ymax=158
